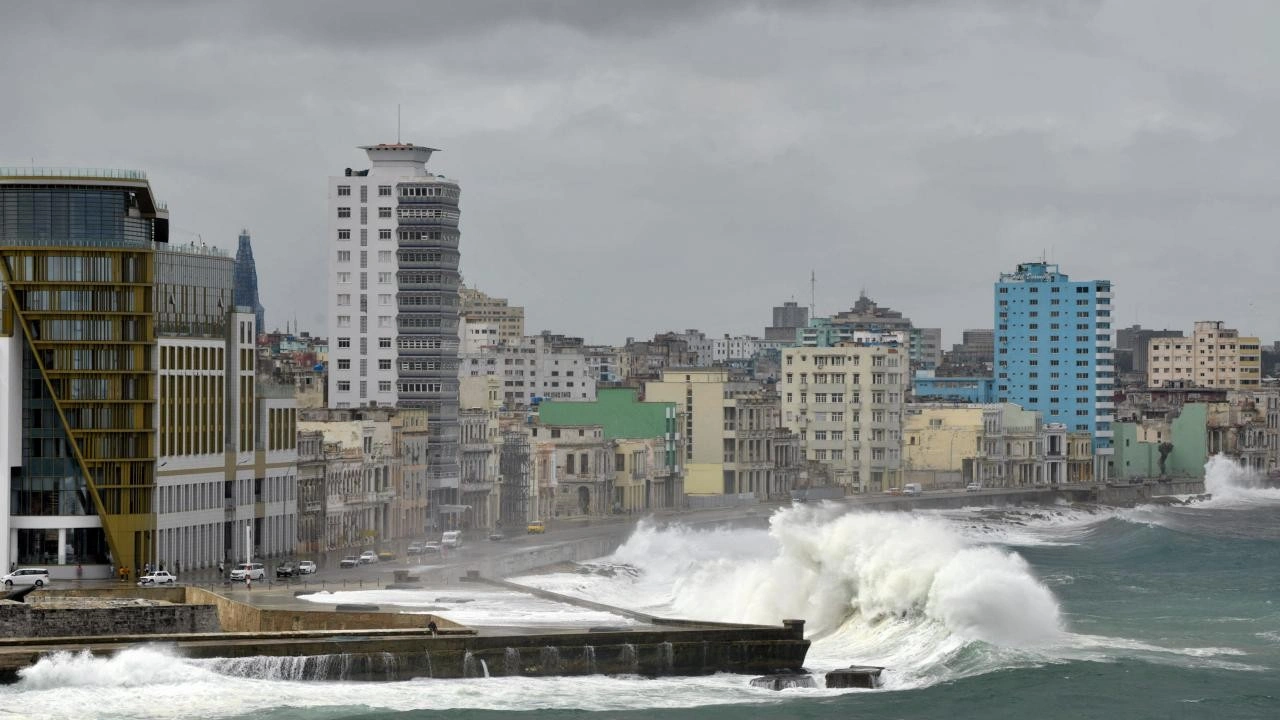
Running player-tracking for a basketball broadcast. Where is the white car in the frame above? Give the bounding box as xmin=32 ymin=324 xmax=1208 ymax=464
xmin=297 ymin=560 xmax=317 ymax=574
xmin=358 ymin=550 xmax=378 ymax=565
xmin=230 ymin=562 xmax=265 ymax=581
xmin=965 ymin=483 xmax=982 ymax=492
xmin=441 ymin=531 xmax=462 ymax=549
xmin=138 ymin=570 xmax=178 ymax=586
xmin=1 ymin=568 xmax=50 ymax=588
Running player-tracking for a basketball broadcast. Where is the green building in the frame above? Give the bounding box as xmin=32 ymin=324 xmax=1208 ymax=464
xmin=537 ymin=389 xmax=682 ymax=510
xmin=1110 ymin=404 xmax=1209 ymax=479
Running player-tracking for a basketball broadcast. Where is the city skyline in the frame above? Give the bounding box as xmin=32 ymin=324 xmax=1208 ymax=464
xmin=5 ymin=2 xmax=1280 ymax=346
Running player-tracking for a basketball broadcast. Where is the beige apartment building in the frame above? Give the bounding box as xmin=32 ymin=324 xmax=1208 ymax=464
xmin=644 ymin=369 xmax=800 ymax=499
xmin=459 ymin=286 xmax=526 ymax=346
xmin=1147 ymin=321 xmax=1261 ymax=389
xmin=780 ymin=344 xmax=906 ymax=493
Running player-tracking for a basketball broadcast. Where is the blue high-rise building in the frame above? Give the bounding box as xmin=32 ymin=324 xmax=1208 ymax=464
xmin=234 ymin=228 xmax=265 ymax=332
xmin=994 ymin=262 xmax=1114 ymax=479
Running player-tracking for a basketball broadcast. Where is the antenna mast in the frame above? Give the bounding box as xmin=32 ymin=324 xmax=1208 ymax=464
xmin=810 ymin=270 xmax=816 ymax=318
xmin=397 ymin=104 xmax=401 ymax=143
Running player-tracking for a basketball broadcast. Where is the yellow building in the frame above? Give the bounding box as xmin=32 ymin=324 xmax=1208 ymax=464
xmin=645 ymin=369 xmax=738 ymax=495
xmin=903 ymin=403 xmax=1096 ymax=489
xmin=645 ymin=369 xmax=798 ymax=499
xmin=903 ymin=406 xmax=983 ymax=487
xmin=1147 ymin=321 xmax=1262 ymax=389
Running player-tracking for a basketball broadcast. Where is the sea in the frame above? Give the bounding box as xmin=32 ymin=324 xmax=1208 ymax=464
xmin=4 ymin=455 xmax=1279 ymax=720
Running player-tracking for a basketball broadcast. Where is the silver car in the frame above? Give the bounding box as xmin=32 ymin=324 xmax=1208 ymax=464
xmin=2 ymin=568 xmax=50 ymax=587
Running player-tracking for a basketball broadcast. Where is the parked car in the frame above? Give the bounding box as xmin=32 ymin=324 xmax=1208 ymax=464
xmin=339 ymin=556 xmax=359 ymax=569
xmin=441 ymin=531 xmax=462 ymax=549
xmin=1 ymin=568 xmax=49 ymax=588
xmin=137 ymin=570 xmax=177 ymax=586
xmin=377 ymin=550 xmax=396 ymax=562
xmin=527 ymin=520 xmax=546 ymax=534
xmin=406 ymin=542 xmax=425 ymax=556
xmin=275 ymin=562 xmax=297 ymax=578
xmin=358 ymin=550 xmax=378 ymax=565
xmin=297 ymin=560 xmax=317 ymax=574
xmin=965 ymin=483 xmax=982 ymax=492
xmin=229 ymin=562 xmax=266 ymax=581
xmin=488 ymin=530 xmax=505 ymax=542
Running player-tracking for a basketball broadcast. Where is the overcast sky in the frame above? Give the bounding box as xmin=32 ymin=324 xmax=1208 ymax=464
xmin=4 ymin=0 xmax=1279 ymax=346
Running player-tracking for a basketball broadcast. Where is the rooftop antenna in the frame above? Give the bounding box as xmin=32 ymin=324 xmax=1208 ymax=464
xmin=810 ymin=270 xmax=816 ymax=318
xmin=397 ymin=104 xmax=401 ymax=143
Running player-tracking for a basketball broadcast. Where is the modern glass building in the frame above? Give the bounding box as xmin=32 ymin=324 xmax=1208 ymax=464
xmin=994 ymin=262 xmax=1115 ymax=480
xmin=233 ymin=229 xmax=265 ymax=332
xmin=0 ymin=168 xmax=297 ymax=579
xmin=0 ymin=168 xmax=167 ymax=575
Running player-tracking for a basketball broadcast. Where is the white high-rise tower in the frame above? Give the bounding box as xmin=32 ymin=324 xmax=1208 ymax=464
xmin=327 ymin=143 xmax=462 ymax=487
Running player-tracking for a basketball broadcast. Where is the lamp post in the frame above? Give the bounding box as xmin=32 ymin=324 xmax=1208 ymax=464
xmin=244 ymin=520 xmax=252 ymax=590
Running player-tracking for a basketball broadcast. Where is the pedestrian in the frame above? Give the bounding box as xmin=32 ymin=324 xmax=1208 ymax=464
xmin=427 ymin=620 xmax=438 ymax=637
xmin=76 ymin=563 xmax=82 ymax=581
xmin=218 ymin=560 xmax=224 ymax=576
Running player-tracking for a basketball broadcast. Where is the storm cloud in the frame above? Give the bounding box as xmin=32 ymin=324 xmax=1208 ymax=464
xmin=3 ymin=0 xmax=1278 ymax=344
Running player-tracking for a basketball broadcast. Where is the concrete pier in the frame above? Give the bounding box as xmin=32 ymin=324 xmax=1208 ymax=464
xmin=0 ymin=585 xmax=808 ymax=682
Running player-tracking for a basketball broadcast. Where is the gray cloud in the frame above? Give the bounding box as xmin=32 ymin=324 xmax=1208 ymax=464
xmin=4 ymin=0 xmax=1279 ymax=345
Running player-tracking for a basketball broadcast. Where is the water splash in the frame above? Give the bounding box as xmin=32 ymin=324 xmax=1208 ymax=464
xmin=480 ymin=659 xmax=490 ymax=678
xmin=504 ymin=647 xmax=521 ymax=676
xmin=620 ymin=644 xmax=638 ymax=674
xmin=659 ymin=642 xmax=674 ymax=674
xmin=463 ymin=650 xmax=478 ymax=679
xmin=380 ymin=652 xmax=398 ymax=681
xmin=540 ymin=646 xmax=562 ymax=674
xmin=583 ymin=645 xmax=597 ymax=674
xmin=1202 ymin=454 xmax=1280 ymax=506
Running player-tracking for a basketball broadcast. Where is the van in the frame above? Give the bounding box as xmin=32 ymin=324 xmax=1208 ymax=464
xmin=441 ymin=531 xmax=462 ymax=549
xmin=229 ymin=562 xmax=265 ymax=581
xmin=903 ymin=483 xmax=922 ymax=496
xmin=1 ymin=568 xmax=50 ymax=587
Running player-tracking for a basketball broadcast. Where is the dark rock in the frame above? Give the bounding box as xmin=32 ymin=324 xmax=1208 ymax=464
xmin=750 ymin=672 xmax=816 ymax=690
xmin=335 ymin=603 xmax=380 ymax=612
xmin=826 ymin=666 xmax=884 ymax=689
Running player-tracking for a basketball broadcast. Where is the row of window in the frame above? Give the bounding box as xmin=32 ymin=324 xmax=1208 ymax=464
xmin=998 ymin=284 xmax=1098 ymax=294
xmin=336 ymin=272 xmax=394 ymax=284
xmin=399 ymin=186 xmax=458 ymax=199
xmin=335 ymin=380 xmax=394 ymax=393
xmin=335 ymin=315 xmax=394 ymax=328
xmin=337 ymin=185 xmax=394 ymax=197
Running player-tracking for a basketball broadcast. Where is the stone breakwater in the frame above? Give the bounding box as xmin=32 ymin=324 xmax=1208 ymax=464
xmin=0 ymin=585 xmax=809 ymax=682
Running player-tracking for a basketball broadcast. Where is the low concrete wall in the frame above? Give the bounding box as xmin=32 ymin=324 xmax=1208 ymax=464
xmin=37 ymin=586 xmax=465 ymax=635
xmin=167 ymin=625 xmax=808 ymax=681
xmin=0 ymin=603 xmax=218 ymax=638
xmin=181 ymin=587 xmax=464 ymax=633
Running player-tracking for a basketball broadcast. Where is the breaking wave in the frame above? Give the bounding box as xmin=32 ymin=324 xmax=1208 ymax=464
xmin=522 ymin=506 xmax=1067 ymax=686
xmin=1201 ymin=454 xmax=1280 ymax=507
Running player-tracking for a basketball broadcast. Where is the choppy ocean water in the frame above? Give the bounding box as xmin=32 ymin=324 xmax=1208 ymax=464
xmin=4 ymin=456 xmax=1278 ymax=720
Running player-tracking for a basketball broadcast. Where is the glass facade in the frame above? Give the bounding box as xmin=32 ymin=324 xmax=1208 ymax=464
xmin=0 ymin=185 xmax=157 ymax=246
xmin=233 ymin=229 xmax=265 ymax=331
xmin=156 ymin=249 xmax=233 ymax=338
xmin=1 ymin=178 xmax=164 ymax=573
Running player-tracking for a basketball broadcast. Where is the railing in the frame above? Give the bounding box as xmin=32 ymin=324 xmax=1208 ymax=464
xmin=0 ymin=166 xmax=147 ymax=180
